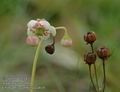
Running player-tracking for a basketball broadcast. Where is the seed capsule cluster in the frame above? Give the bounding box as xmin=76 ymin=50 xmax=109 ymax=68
xmin=83 ymin=31 xmax=110 ymax=92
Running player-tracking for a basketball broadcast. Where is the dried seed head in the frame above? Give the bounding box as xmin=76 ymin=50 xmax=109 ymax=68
xmin=45 ymin=44 xmax=55 ymax=54
xmin=84 ymin=52 xmax=96 ymax=65
xmin=84 ymin=32 xmax=96 ymax=44
xmin=96 ymin=47 xmax=110 ymax=60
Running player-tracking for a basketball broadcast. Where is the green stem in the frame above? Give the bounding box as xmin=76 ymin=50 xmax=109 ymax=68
xmin=90 ymin=43 xmax=94 ymax=53
xmin=102 ymin=60 xmax=106 ymax=92
xmin=89 ymin=65 xmax=97 ymax=92
xmin=94 ymin=64 xmax=99 ymax=92
xmin=30 ymin=40 xmax=42 ymax=92
xmin=90 ymin=43 xmax=99 ymax=92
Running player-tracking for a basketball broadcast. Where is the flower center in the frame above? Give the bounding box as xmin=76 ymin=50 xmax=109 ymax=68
xmin=35 ymin=28 xmax=45 ymax=36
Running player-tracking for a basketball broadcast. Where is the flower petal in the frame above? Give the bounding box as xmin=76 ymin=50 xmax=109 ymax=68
xmin=39 ymin=19 xmax=51 ymax=30
xmin=27 ymin=28 xmax=35 ymax=36
xmin=49 ymin=26 xmax=56 ymax=36
xmin=26 ymin=36 xmax=39 ymax=46
xmin=27 ymin=20 xmax=37 ymax=30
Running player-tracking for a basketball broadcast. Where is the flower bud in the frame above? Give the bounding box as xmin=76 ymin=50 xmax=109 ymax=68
xmin=26 ymin=36 xmax=39 ymax=46
xmin=84 ymin=32 xmax=96 ymax=44
xmin=45 ymin=44 xmax=55 ymax=54
xmin=61 ymin=32 xmax=72 ymax=47
xmin=84 ymin=52 xmax=96 ymax=65
xmin=61 ymin=39 xmax=72 ymax=47
xmin=96 ymin=47 xmax=110 ymax=60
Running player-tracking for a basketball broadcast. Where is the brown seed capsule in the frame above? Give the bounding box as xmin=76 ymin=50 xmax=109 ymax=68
xmin=84 ymin=52 xmax=96 ymax=65
xmin=96 ymin=47 xmax=110 ymax=60
xmin=84 ymin=32 xmax=96 ymax=44
xmin=45 ymin=44 xmax=55 ymax=54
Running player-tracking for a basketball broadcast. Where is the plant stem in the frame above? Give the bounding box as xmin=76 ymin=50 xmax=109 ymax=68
xmin=94 ymin=64 xmax=99 ymax=92
xmin=102 ymin=60 xmax=106 ymax=92
xmin=30 ymin=40 xmax=42 ymax=92
xmin=90 ymin=43 xmax=99 ymax=92
xmin=89 ymin=65 xmax=97 ymax=92
xmin=90 ymin=43 xmax=94 ymax=53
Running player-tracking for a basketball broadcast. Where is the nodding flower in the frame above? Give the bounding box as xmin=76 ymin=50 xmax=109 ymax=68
xmin=61 ymin=32 xmax=72 ymax=47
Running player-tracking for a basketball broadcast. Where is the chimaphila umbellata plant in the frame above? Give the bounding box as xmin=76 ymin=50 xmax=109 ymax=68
xmin=84 ymin=32 xmax=110 ymax=92
xmin=26 ymin=19 xmax=72 ymax=92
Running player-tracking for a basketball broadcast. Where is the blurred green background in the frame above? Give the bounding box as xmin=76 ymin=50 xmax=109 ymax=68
xmin=0 ymin=0 xmax=119 ymax=92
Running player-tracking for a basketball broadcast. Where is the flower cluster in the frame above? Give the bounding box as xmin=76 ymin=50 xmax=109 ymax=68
xmin=84 ymin=31 xmax=110 ymax=92
xmin=26 ymin=19 xmax=72 ymax=54
xmin=26 ymin=19 xmax=73 ymax=92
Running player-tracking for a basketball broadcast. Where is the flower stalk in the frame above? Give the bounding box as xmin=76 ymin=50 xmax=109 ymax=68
xmin=55 ymin=27 xmax=72 ymax=47
xmin=90 ymin=43 xmax=99 ymax=92
xmin=26 ymin=19 xmax=72 ymax=92
xmin=83 ymin=31 xmax=111 ymax=92
xmin=102 ymin=59 xmax=106 ymax=92
xmin=55 ymin=26 xmax=68 ymax=33
xmin=89 ymin=65 xmax=97 ymax=92
xmin=30 ymin=40 xmax=43 ymax=92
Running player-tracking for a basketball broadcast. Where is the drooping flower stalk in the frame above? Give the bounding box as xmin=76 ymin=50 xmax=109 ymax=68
xmin=45 ymin=37 xmax=55 ymax=54
xmin=55 ymin=26 xmax=68 ymax=33
xmin=30 ymin=40 xmax=43 ymax=92
xmin=55 ymin=27 xmax=72 ymax=47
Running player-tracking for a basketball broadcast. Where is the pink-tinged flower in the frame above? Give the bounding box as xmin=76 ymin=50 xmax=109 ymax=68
xmin=61 ymin=32 xmax=72 ymax=47
xmin=26 ymin=36 xmax=39 ymax=46
xmin=61 ymin=39 xmax=72 ymax=47
xmin=27 ymin=19 xmax=56 ymax=40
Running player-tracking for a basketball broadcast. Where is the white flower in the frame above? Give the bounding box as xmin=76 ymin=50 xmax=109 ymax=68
xmin=27 ymin=19 xmax=57 ymax=44
xmin=49 ymin=26 xmax=56 ymax=37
